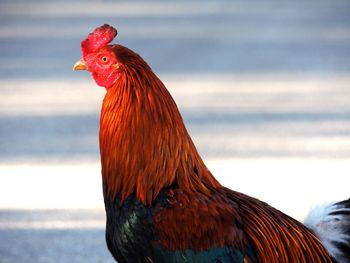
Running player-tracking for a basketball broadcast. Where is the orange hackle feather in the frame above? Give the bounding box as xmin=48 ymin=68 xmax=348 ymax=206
xmin=224 ymin=190 xmax=333 ymax=262
xmin=99 ymin=44 xmax=221 ymax=205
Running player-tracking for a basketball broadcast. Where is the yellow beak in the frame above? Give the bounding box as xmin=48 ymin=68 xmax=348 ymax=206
xmin=73 ymin=59 xmax=87 ymax=71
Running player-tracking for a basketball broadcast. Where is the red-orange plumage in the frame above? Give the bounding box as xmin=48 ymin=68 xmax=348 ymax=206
xmin=224 ymin=189 xmax=332 ymax=262
xmin=100 ymin=44 xmax=221 ymax=205
xmin=76 ymin=24 xmax=341 ymax=262
xmin=152 ymin=187 xmax=332 ymax=262
xmin=99 ymin=44 xmax=333 ymax=262
xmin=153 ymin=189 xmax=246 ymax=251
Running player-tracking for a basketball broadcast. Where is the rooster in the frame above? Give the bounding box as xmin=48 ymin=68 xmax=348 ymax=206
xmin=73 ymin=24 xmax=350 ymax=263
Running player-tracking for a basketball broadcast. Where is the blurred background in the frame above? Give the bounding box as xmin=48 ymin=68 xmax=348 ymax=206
xmin=0 ymin=0 xmax=350 ymax=262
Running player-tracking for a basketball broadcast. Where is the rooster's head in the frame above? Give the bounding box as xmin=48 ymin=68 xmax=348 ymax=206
xmin=73 ymin=24 xmax=123 ymax=88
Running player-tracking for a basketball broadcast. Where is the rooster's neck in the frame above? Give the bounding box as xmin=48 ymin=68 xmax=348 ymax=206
xmin=99 ymin=66 xmax=221 ymax=205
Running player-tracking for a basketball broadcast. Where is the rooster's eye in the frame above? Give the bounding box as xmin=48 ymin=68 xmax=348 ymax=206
xmin=101 ymin=56 xmax=108 ymax=63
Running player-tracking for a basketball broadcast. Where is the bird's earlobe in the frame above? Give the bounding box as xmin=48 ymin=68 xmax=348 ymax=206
xmin=112 ymin=63 xmax=120 ymax=70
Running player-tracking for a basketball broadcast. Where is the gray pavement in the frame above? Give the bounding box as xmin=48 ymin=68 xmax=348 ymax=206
xmin=0 ymin=210 xmax=113 ymax=263
xmin=0 ymin=0 xmax=350 ymax=262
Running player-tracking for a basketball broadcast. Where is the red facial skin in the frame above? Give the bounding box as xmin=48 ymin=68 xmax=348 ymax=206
xmin=83 ymin=46 xmax=122 ymax=89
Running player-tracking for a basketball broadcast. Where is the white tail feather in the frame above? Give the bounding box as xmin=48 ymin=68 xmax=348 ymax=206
xmin=304 ymin=200 xmax=350 ymax=263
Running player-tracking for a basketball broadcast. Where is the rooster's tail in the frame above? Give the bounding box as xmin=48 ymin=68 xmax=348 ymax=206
xmin=304 ymin=198 xmax=350 ymax=263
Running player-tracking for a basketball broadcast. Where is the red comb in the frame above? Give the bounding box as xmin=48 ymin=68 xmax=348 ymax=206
xmin=81 ymin=24 xmax=117 ymax=57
